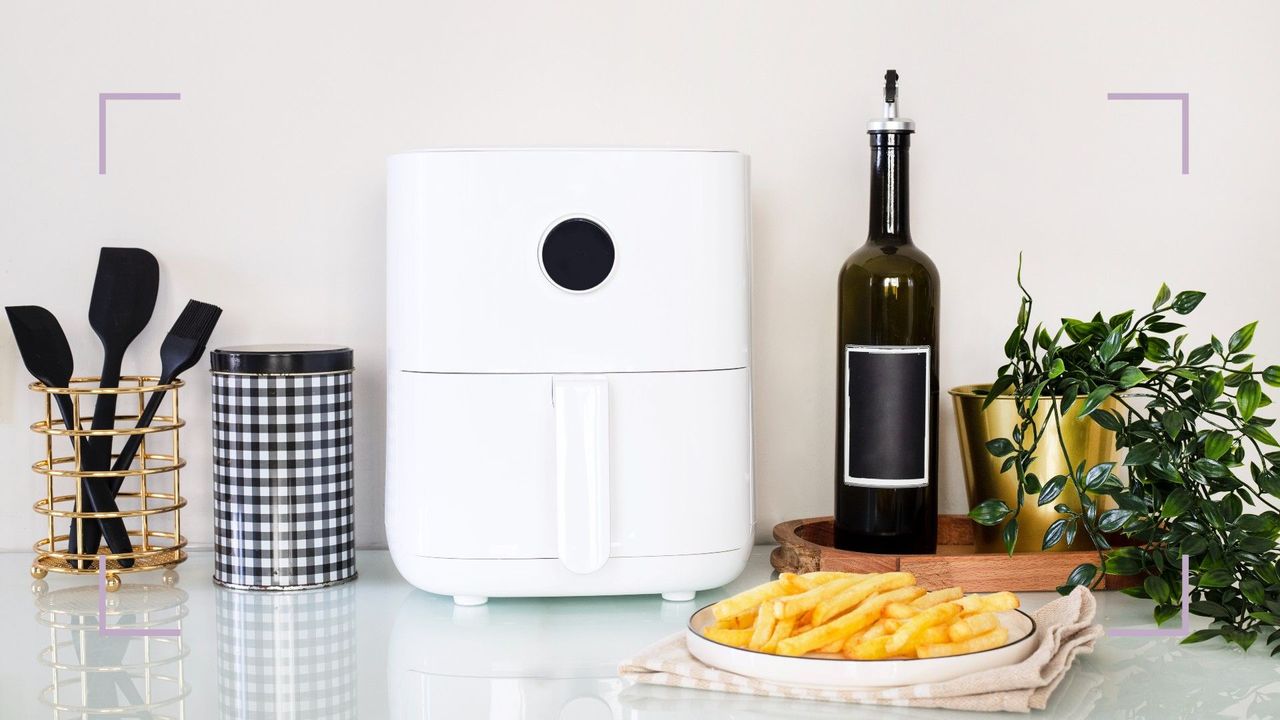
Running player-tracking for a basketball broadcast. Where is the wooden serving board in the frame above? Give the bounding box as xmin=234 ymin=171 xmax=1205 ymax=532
xmin=772 ymin=516 xmax=1140 ymax=592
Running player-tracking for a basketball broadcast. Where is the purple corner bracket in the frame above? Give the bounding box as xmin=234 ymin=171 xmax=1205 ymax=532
xmin=97 ymin=556 xmax=181 ymax=637
xmin=97 ymin=92 xmax=182 ymax=175
xmin=1106 ymin=92 xmax=1189 ymax=175
xmin=1106 ymin=554 xmax=1191 ymax=637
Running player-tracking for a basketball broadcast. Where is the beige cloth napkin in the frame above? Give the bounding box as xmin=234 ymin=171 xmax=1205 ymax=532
xmin=619 ymin=585 xmax=1103 ymax=713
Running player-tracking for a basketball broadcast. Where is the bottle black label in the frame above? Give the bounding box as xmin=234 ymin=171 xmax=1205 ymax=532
xmin=843 ymin=345 xmax=930 ymax=488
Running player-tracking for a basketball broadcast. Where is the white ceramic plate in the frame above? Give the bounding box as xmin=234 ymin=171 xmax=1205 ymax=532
xmin=686 ymin=604 xmax=1037 ymax=689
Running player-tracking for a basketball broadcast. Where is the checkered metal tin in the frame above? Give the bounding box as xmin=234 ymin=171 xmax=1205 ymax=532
xmin=212 ymin=356 xmax=356 ymax=590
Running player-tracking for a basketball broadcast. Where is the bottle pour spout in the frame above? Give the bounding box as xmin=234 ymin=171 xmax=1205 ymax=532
xmin=868 ymin=68 xmax=915 ymax=133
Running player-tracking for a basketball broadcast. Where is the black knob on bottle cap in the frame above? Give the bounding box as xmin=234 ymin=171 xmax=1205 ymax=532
xmin=867 ymin=69 xmax=915 ymax=134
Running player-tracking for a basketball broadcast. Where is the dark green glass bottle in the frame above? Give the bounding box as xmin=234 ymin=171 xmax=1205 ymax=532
xmin=835 ymin=70 xmax=940 ymax=554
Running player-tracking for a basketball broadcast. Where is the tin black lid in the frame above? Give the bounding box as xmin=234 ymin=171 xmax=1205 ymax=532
xmin=210 ymin=344 xmax=353 ymax=374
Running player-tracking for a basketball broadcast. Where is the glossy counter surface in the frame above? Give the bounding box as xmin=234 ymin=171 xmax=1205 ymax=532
xmin=1 ymin=548 xmax=1277 ymax=719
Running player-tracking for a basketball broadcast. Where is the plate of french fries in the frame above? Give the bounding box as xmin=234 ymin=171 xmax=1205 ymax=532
xmin=687 ymin=571 xmax=1036 ymax=688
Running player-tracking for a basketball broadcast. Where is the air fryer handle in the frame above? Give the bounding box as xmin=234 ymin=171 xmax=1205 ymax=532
xmin=553 ymin=376 xmax=610 ymax=575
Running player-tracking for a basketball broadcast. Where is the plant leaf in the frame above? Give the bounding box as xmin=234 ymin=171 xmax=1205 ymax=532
xmin=1098 ymin=508 xmax=1133 ymax=532
xmin=1091 ymin=409 xmax=1124 ymax=432
xmin=1230 ymin=321 xmax=1258 ymax=354
xmin=1123 ymin=441 xmax=1160 ymax=466
xmin=1037 ymin=475 xmax=1068 ymax=506
xmin=1153 ymin=282 xmax=1171 ymax=309
xmin=984 ymin=375 xmax=1014 ymax=409
xmin=1161 ymin=410 xmax=1184 ymax=439
xmin=1153 ymin=604 xmax=1180 ymax=626
xmin=1196 ymin=568 xmax=1234 ymax=588
xmin=1242 ymin=578 xmax=1266 ymax=605
xmin=1079 ymin=385 xmax=1115 ymax=417
xmin=1099 ymin=328 xmax=1124 ymax=363
xmin=985 ymin=438 xmax=1017 ymax=457
xmin=1084 ymin=461 xmax=1116 ymax=490
xmin=1103 ymin=553 xmax=1143 ymax=575
xmin=1190 ymin=600 xmax=1230 ymax=618
xmin=1193 ymin=458 xmax=1231 ymax=478
xmin=1243 ymin=423 xmax=1280 ymax=447
xmin=1187 ymin=344 xmax=1214 ymax=365
xmin=1181 ymin=535 xmax=1208 ymax=555
xmin=1202 ymin=372 xmax=1225 ymax=402
xmin=1067 ymin=563 xmax=1097 ymax=588
xmin=1118 ymin=366 xmax=1148 ymax=388
xmin=1002 ymin=518 xmax=1019 ymax=556
xmin=1204 ymin=430 xmax=1233 ymax=461
xmin=1048 ymin=357 xmax=1065 ymax=379
xmin=1042 ymin=518 xmax=1067 ymax=550
xmin=1058 ymin=383 xmax=1079 ymax=415
xmin=1181 ymin=628 xmax=1224 ymax=644
xmin=1162 ymin=488 xmax=1193 ymax=518
xmin=969 ymin=498 xmax=1011 ymax=526
xmin=1264 ymin=365 xmax=1280 ymax=388
xmin=1172 ymin=290 xmax=1206 ymax=315
xmin=1144 ymin=575 xmax=1172 ymax=605
xmin=1239 ymin=380 xmax=1263 ymax=421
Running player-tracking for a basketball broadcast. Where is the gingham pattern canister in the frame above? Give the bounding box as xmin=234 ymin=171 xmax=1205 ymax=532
xmin=211 ymin=345 xmax=356 ymax=590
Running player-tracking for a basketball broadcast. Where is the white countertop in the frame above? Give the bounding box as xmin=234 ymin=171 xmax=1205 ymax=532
xmin=1 ymin=547 xmax=1277 ymax=719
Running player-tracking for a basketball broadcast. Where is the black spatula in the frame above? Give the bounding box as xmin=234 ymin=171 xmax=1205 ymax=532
xmin=5 ymin=306 xmax=134 ymax=561
xmin=78 ymin=300 xmax=222 ymax=560
xmin=81 ymin=247 xmax=160 ymax=567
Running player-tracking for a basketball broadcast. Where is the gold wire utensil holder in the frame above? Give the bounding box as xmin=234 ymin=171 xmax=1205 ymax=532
xmin=29 ymin=376 xmax=188 ymax=590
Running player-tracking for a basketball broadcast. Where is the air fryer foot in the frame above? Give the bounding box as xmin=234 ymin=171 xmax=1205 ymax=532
xmin=662 ymin=590 xmax=696 ymax=602
xmin=453 ymin=594 xmax=488 ymax=606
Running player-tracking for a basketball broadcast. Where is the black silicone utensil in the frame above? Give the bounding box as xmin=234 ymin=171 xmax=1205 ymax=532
xmin=80 ymin=247 xmax=160 ymax=568
xmin=78 ymin=300 xmax=222 ymax=559
xmin=5 ymin=306 xmax=134 ymax=560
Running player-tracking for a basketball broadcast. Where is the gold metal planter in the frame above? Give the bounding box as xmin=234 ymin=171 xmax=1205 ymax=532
xmin=950 ymin=384 xmax=1117 ymax=553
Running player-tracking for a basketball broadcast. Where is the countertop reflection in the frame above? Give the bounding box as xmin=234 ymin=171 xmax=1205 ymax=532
xmin=3 ymin=549 xmax=1278 ymax=719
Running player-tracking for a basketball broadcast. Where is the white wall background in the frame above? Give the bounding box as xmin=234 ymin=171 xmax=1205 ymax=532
xmin=2 ymin=0 xmax=1278 ymax=551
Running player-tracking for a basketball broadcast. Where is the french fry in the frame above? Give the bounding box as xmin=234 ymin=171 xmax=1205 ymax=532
xmin=777 ymin=585 xmax=924 ymax=657
xmin=747 ymin=601 xmax=777 ymax=650
xmin=810 ymin=572 xmax=915 ymax=625
xmin=780 ymin=572 xmax=813 ymax=592
xmin=772 ymin=576 xmax=859 ymax=620
xmin=820 ymin=636 xmax=850 ymax=654
xmin=762 ymin=616 xmax=797 ymax=654
xmin=847 ymin=624 xmax=951 ymax=659
xmin=956 ymin=591 xmax=1020 ymax=616
xmin=801 ymin=571 xmax=868 ymax=585
xmin=918 ymin=626 xmax=1010 ymax=658
xmin=842 ymin=618 xmax=887 ymax=654
xmin=710 ymin=609 xmax=756 ymax=630
xmin=884 ymin=602 xmax=919 ymax=619
xmin=921 ymin=625 xmax=950 ymax=645
xmin=711 ymin=574 xmax=1019 ymax=659
xmin=886 ymin=602 xmax=962 ymax=654
xmin=847 ymin=636 xmax=903 ymax=660
xmin=702 ymin=627 xmax=753 ymax=647
xmin=911 ymin=586 xmax=964 ymax=609
xmin=948 ymin=612 xmax=1000 ymax=642
xmin=712 ymin=578 xmax=797 ymax=620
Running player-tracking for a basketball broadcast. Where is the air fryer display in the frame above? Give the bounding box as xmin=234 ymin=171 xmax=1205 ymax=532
xmin=541 ymin=218 xmax=615 ymax=291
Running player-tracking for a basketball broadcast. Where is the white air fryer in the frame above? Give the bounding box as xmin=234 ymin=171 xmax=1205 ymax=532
xmin=385 ymin=148 xmax=753 ymax=605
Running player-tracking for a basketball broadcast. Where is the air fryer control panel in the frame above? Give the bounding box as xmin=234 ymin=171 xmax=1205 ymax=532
xmin=540 ymin=217 xmax=615 ymax=292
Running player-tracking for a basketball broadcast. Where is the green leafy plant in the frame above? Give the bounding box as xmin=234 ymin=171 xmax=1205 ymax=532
xmin=972 ymin=259 xmax=1280 ymax=652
